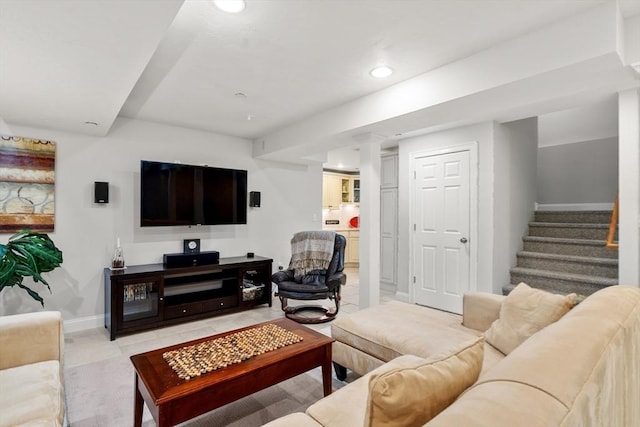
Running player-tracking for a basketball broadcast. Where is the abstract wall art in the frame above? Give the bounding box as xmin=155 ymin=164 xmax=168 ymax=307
xmin=0 ymin=135 xmax=56 ymax=233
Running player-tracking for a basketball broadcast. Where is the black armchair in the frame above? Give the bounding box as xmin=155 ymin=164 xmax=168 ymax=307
xmin=272 ymin=231 xmax=347 ymax=323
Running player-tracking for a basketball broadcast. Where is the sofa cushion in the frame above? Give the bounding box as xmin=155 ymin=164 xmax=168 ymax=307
xmin=306 ymin=354 xmax=427 ymax=427
xmin=0 ymin=360 xmax=65 ymax=427
xmin=332 ymin=300 xmax=480 ymax=363
xmin=364 ymin=336 xmax=484 ymax=427
xmin=484 ymin=282 xmax=576 ymax=354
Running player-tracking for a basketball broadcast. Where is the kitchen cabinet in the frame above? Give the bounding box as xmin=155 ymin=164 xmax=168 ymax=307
xmin=323 ymin=173 xmax=343 ymax=207
xmin=352 ymin=178 xmax=360 ymax=203
xmin=323 ymin=172 xmax=360 ymax=206
xmin=343 ymin=230 xmax=359 ymax=265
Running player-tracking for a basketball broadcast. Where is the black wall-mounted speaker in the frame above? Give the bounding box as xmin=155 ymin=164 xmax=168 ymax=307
xmin=94 ymin=181 xmax=109 ymax=204
xmin=249 ymin=191 xmax=261 ymax=207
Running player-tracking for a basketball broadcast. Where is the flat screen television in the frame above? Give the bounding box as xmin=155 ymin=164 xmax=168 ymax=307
xmin=140 ymin=160 xmax=247 ymax=227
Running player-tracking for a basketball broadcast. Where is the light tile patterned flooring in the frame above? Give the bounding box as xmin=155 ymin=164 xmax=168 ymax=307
xmin=64 ymin=267 xmax=395 ymax=369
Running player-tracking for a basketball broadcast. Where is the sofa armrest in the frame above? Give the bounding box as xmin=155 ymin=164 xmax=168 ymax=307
xmin=462 ymin=293 xmax=504 ymax=332
xmin=262 ymin=412 xmax=323 ymax=427
xmin=0 ymin=311 xmax=64 ymax=370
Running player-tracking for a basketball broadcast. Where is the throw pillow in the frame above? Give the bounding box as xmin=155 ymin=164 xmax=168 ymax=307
xmin=364 ymin=336 xmax=484 ymax=427
xmin=484 ymin=282 xmax=577 ymax=355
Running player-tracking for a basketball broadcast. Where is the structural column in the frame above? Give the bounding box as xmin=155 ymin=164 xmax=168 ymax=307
xmin=357 ymin=134 xmax=383 ymax=308
xmin=618 ymin=89 xmax=640 ymax=287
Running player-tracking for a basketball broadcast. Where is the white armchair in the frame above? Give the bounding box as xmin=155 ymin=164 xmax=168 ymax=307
xmin=0 ymin=311 xmax=66 ymax=427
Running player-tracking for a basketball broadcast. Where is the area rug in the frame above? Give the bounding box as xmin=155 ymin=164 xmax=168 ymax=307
xmin=65 ymin=354 xmax=345 ymax=426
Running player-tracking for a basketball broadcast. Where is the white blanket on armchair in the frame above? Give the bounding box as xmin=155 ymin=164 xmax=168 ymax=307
xmin=289 ymin=230 xmax=336 ymax=280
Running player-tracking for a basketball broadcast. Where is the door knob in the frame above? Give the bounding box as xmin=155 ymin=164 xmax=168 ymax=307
xmin=460 ymin=237 xmax=468 ymax=244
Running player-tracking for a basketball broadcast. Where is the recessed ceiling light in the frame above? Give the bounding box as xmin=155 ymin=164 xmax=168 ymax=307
xmin=370 ymin=65 xmax=393 ymax=78
xmin=213 ymin=0 xmax=245 ymax=13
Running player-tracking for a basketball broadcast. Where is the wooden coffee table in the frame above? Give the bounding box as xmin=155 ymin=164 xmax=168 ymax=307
xmin=130 ymin=318 xmax=334 ymax=427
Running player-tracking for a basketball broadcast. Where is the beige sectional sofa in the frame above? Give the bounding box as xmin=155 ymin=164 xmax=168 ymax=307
xmin=331 ymin=292 xmax=506 ymax=379
xmin=264 ymin=285 xmax=640 ymax=427
xmin=0 ymin=311 xmax=66 ymax=427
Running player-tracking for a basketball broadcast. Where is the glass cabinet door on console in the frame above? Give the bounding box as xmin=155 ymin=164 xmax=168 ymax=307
xmin=122 ymin=280 xmax=159 ymax=322
xmin=118 ymin=277 xmax=161 ymax=326
xmin=240 ymin=265 xmax=271 ymax=306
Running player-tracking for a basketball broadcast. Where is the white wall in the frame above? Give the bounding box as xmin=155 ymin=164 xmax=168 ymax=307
xmin=397 ymin=122 xmax=496 ymax=298
xmin=624 ymin=13 xmax=640 ymax=66
xmin=537 ymin=98 xmax=618 ymax=148
xmin=537 ymin=137 xmax=618 ymax=205
xmin=0 ymin=117 xmax=321 ymax=327
xmin=493 ymin=118 xmax=538 ymax=291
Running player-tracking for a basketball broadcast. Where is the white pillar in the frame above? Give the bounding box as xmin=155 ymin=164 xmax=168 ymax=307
xmin=618 ymin=89 xmax=640 ymax=287
xmin=358 ymin=134 xmax=383 ymax=308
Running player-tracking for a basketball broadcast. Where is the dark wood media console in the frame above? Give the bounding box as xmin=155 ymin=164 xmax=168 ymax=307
xmin=104 ymin=255 xmax=272 ymax=340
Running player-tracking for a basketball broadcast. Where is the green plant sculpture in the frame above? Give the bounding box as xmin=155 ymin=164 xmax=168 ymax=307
xmin=0 ymin=230 xmax=63 ymax=306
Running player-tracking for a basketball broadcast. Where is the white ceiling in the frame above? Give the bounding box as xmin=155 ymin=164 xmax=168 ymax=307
xmin=1 ymin=0 xmax=639 ymax=152
xmin=0 ymin=0 xmax=183 ymax=136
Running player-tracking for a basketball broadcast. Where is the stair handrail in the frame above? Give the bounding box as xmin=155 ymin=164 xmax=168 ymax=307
xmin=606 ymin=194 xmax=618 ymax=249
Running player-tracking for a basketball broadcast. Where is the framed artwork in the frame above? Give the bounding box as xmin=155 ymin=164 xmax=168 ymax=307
xmin=0 ymin=135 xmax=56 ymax=233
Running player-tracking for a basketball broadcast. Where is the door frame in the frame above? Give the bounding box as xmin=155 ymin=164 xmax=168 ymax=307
xmin=408 ymin=141 xmax=479 ymax=305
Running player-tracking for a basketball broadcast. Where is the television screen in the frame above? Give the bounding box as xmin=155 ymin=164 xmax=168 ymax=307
xmin=141 ymin=161 xmax=247 ymax=226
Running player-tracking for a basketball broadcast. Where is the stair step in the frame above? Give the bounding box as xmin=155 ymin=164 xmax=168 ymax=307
xmin=516 ymin=251 xmax=618 ymax=278
xmin=522 ymin=236 xmax=617 ymax=259
xmin=534 ymin=210 xmax=613 ymax=224
xmin=509 ymin=267 xmax=617 ymax=296
xmin=528 ymin=222 xmax=609 ymax=240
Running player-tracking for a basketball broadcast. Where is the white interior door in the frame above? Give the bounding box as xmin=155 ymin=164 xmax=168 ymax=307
xmin=412 ymin=149 xmax=472 ymax=314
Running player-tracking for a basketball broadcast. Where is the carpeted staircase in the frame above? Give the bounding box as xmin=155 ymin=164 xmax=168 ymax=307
xmin=504 ymin=210 xmax=618 ymax=297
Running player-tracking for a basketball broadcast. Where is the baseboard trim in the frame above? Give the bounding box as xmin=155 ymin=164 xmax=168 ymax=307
xmin=394 ymin=291 xmax=411 ymax=303
xmin=535 ymin=203 xmax=614 ymax=211
xmin=64 ymin=315 xmax=103 ymax=333
xmin=380 ymin=282 xmax=396 ymax=293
